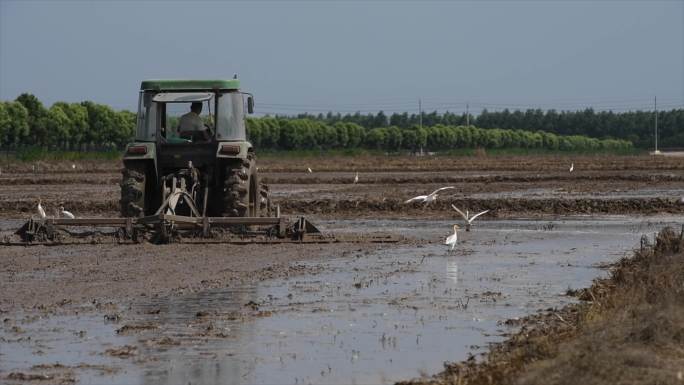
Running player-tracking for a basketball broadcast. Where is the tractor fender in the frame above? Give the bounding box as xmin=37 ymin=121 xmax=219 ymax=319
xmin=123 ymin=142 xmax=157 ymax=179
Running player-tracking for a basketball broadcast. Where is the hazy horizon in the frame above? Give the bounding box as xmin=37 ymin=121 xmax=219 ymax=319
xmin=1 ymin=0 xmax=682 ymax=115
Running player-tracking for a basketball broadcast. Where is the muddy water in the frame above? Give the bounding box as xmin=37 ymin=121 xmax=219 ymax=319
xmin=2 ymin=216 xmax=682 ymax=384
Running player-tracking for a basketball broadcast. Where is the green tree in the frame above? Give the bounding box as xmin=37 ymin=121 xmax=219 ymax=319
xmin=15 ymin=93 xmax=48 ymax=147
xmin=0 ymin=103 xmax=10 ymax=145
xmin=46 ymin=104 xmax=71 ymax=148
xmin=3 ymin=101 xmax=30 ymax=146
xmin=53 ymin=102 xmax=88 ymax=149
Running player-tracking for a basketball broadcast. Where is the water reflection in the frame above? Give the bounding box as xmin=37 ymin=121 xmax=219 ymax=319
xmin=446 ymin=260 xmax=459 ymax=284
xmin=136 ymin=287 xmax=258 ymax=385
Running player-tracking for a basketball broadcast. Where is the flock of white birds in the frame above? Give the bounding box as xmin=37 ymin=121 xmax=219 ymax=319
xmin=35 ymin=164 xmax=78 ymax=220
xmin=37 ymin=199 xmax=75 ymax=219
xmin=403 ymin=186 xmax=489 ymax=251
xmin=333 ymin=163 xmax=574 ymax=251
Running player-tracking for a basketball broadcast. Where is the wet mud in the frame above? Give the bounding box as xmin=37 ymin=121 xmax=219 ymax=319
xmin=1 ymin=155 xmax=683 ymax=384
xmin=2 ymin=217 xmax=683 ymax=384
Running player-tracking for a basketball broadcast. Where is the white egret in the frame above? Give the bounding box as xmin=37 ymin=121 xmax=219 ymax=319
xmin=59 ymin=206 xmax=75 ymax=219
xmin=451 ymin=205 xmax=489 ymax=231
xmin=444 ymin=224 xmax=460 ymax=250
xmin=569 ymin=163 xmax=574 ymax=172
xmin=307 ymin=167 xmax=312 ymax=173
xmin=37 ymin=199 xmax=46 ymax=219
xmin=71 ymin=163 xmax=76 ymax=170
xmin=404 ymin=186 xmax=455 ymax=205
xmin=353 ymin=172 xmax=359 ymax=184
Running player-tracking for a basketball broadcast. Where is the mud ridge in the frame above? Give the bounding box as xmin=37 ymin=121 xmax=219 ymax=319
xmin=3 ymin=197 xmax=683 ymax=218
xmin=261 ymin=173 xmax=684 ymax=185
xmin=279 ymin=197 xmax=684 ymax=216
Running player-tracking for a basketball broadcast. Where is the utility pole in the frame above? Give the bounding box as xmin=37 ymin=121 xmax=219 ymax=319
xmin=418 ymin=98 xmax=423 ymax=156
xmin=418 ymin=98 xmax=422 ymax=130
xmin=466 ymin=103 xmax=470 ymax=126
xmin=654 ymin=96 xmax=658 ymax=153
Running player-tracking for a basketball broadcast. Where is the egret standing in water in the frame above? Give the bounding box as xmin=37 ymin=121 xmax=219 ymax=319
xmin=307 ymin=167 xmax=312 ymax=173
xmin=569 ymin=163 xmax=574 ymax=172
xmin=353 ymin=172 xmax=359 ymax=184
xmin=404 ymin=186 xmax=455 ymax=206
xmin=451 ymin=205 xmax=489 ymax=231
xmin=59 ymin=206 xmax=75 ymax=219
xmin=37 ymin=199 xmax=46 ymax=219
xmin=445 ymin=224 xmax=461 ymax=251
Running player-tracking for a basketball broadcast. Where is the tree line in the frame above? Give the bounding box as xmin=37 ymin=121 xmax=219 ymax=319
xmin=287 ymin=107 xmax=684 ymax=148
xmin=246 ymin=118 xmax=632 ymax=152
xmin=0 ymin=93 xmax=135 ymax=150
xmin=0 ymin=93 xmax=639 ymax=152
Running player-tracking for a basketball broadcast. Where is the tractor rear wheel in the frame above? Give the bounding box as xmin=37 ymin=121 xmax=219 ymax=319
xmin=120 ymin=162 xmax=147 ymax=217
xmin=222 ymin=155 xmax=254 ymax=217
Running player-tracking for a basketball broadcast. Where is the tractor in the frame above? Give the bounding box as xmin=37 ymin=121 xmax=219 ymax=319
xmin=120 ymin=78 xmax=270 ymax=219
xmin=13 ymin=79 xmax=336 ymax=244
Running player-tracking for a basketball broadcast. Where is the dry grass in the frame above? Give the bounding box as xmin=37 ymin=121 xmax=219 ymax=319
xmin=400 ymin=226 xmax=684 ymax=385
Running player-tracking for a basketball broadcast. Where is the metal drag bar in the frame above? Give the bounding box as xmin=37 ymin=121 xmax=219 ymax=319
xmin=42 ymin=218 xmax=129 ymax=226
xmin=36 ymin=216 xmax=287 ymax=228
xmin=14 ymin=214 xmax=322 ymax=243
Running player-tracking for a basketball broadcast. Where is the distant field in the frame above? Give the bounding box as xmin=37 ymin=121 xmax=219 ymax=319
xmin=1 ymin=153 xmax=683 ymax=218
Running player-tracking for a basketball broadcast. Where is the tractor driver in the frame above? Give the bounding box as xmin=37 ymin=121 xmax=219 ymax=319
xmin=178 ymin=102 xmax=211 ymax=141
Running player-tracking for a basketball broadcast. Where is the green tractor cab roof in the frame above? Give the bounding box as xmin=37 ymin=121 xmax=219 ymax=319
xmin=140 ymin=79 xmax=240 ymax=91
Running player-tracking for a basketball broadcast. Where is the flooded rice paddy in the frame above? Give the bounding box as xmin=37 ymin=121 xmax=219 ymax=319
xmin=2 ymin=216 xmax=682 ymax=384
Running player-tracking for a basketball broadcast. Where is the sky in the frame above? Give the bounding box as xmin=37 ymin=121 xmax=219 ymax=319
xmin=1 ymin=0 xmax=683 ymax=115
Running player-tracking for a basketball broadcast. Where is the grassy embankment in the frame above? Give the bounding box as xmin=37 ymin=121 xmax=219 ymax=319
xmin=260 ymin=147 xmax=641 ymax=158
xmin=402 ymin=226 xmax=684 ymax=385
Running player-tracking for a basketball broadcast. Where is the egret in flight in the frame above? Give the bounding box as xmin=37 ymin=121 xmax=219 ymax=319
xmin=404 ymin=186 xmax=455 ymax=206
xmin=445 ymin=224 xmax=461 ymax=250
xmin=451 ymin=205 xmax=489 ymax=231
xmin=59 ymin=206 xmax=75 ymax=219
xmin=37 ymin=199 xmax=46 ymax=219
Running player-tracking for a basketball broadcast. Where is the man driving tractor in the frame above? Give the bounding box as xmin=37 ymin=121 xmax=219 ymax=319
xmin=178 ymin=102 xmax=211 ymax=141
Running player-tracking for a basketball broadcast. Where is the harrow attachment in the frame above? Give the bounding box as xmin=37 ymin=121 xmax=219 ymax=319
xmin=13 ymin=213 xmax=328 ymax=245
